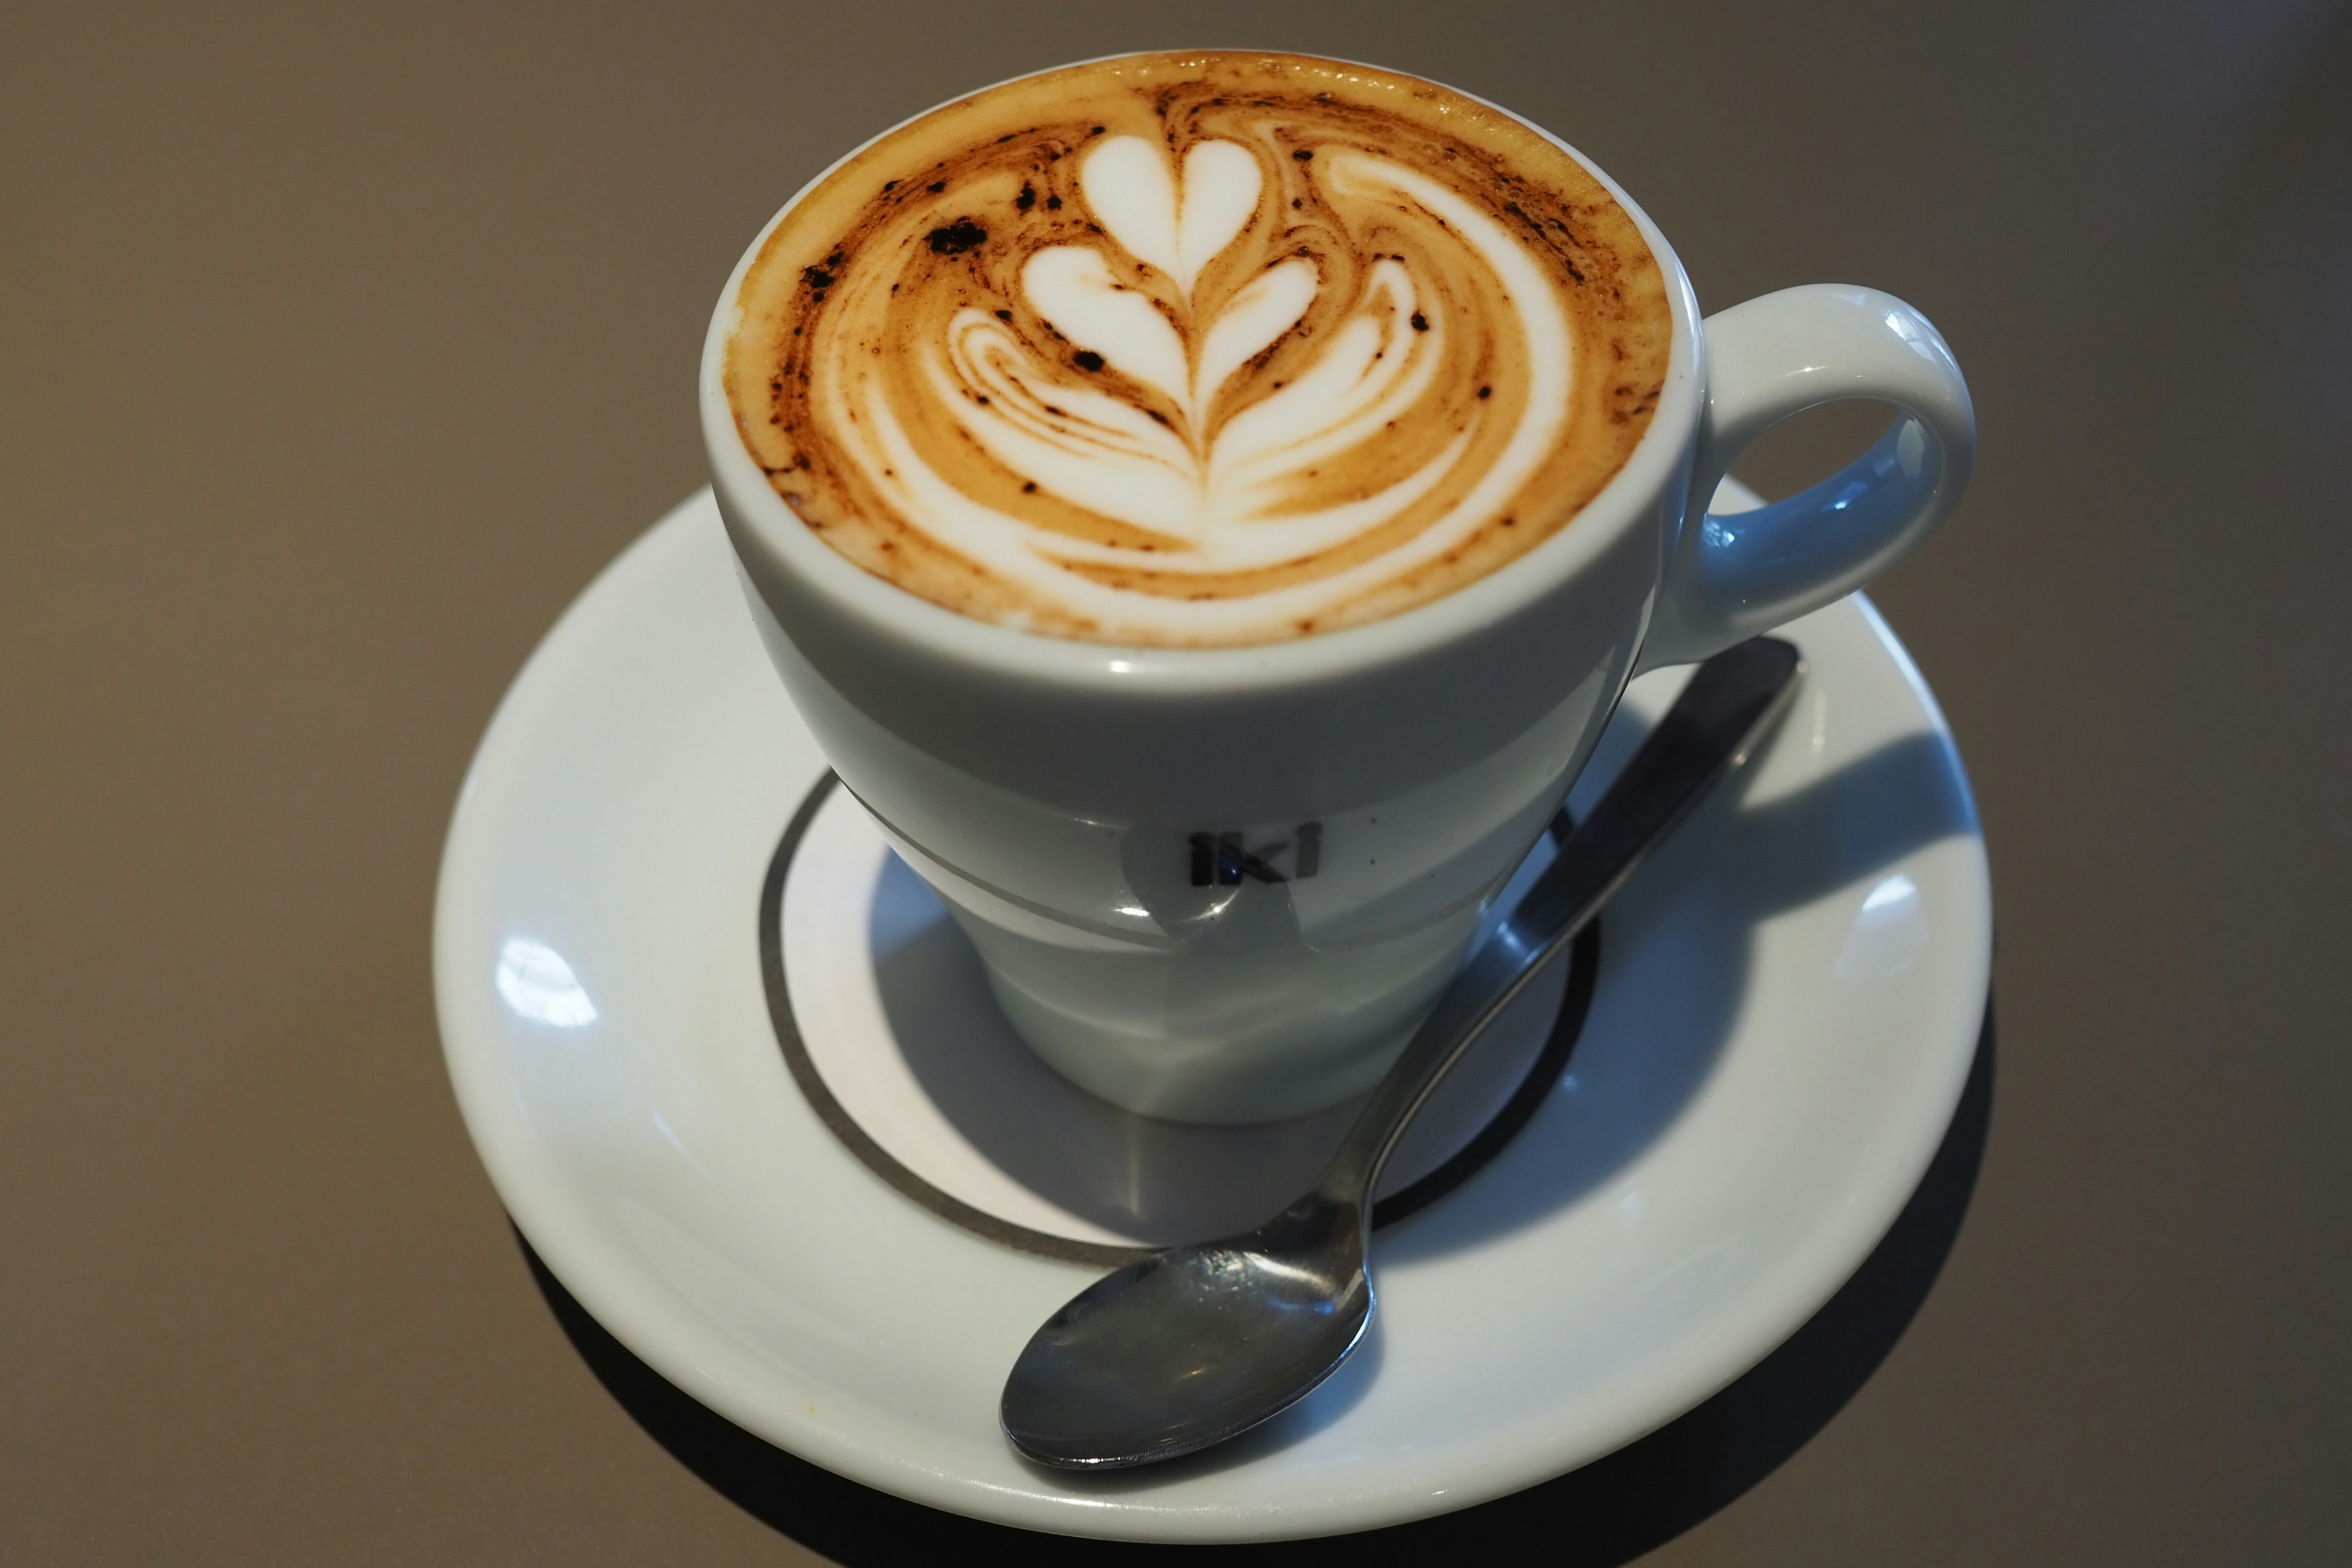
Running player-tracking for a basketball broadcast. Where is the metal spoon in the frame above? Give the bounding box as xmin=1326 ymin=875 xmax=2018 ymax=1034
xmin=999 ymin=637 xmax=1804 ymax=1471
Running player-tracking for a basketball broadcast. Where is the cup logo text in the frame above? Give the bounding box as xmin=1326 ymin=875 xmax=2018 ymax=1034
xmin=1188 ymin=822 xmax=1322 ymax=886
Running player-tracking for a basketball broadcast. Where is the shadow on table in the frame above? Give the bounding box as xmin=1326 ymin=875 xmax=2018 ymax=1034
xmin=517 ymin=1000 xmax=1994 ymax=1564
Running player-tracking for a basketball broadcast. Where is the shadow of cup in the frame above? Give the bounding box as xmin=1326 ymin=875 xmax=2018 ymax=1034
xmin=1385 ymin=720 xmax=1979 ymax=1264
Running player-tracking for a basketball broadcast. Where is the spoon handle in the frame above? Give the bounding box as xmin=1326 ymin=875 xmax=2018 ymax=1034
xmin=1315 ymin=637 xmax=1805 ymax=1210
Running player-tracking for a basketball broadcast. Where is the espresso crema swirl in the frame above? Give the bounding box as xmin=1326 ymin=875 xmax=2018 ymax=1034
xmin=727 ymin=53 xmax=1671 ymax=646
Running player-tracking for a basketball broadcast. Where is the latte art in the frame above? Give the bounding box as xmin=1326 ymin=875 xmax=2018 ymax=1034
xmin=728 ymin=53 xmax=1671 ymax=646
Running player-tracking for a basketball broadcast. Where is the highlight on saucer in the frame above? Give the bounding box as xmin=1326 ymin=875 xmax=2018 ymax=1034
xmin=725 ymin=51 xmax=1672 ymax=647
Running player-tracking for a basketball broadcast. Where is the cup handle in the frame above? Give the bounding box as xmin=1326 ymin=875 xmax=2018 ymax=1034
xmin=1636 ymin=285 xmax=1977 ymax=671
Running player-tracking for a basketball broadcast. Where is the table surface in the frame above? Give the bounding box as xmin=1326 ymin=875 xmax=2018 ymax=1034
xmin=6 ymin=2 xmax=2347 ymax=1561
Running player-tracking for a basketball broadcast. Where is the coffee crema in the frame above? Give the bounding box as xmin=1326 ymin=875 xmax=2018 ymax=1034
xmin=726 ymin=52 xmax=1672 ymax=646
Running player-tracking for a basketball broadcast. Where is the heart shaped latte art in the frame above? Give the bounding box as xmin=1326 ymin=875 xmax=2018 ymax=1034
xmin=731 ymin=56 xmax=1670 ymax=646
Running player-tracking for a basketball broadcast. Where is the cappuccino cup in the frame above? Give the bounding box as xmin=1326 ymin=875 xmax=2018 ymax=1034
xmin=704 ymin=51 xmax=1974 ymax=1123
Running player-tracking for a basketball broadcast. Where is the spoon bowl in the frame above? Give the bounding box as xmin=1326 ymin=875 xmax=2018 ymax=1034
xmin=1003 ymin=1199 xmax=1370 ymax=1468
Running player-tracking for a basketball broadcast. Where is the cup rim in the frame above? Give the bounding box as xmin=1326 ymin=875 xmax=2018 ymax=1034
xmin=700 ymin=49 xmax=1703 ymax=700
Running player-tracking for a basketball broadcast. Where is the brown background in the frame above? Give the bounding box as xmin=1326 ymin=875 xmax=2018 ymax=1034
xmin=4 ymin=1 xmax=2348 ymax=1561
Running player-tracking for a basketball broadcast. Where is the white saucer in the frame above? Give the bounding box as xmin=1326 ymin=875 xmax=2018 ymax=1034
xmin=435 ymin=486 xmax=1989 ymax=1544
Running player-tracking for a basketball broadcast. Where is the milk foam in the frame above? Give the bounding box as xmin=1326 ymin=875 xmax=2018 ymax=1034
xmin=729 ymin=54 xmax=1670 ymax=646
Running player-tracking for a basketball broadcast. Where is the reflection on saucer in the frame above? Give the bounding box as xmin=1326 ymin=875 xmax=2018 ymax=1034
xmin=764 ymin=775 xmax=1596 ymax=1261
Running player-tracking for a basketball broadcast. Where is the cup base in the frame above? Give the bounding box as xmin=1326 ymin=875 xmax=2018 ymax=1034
xmin=983 ymin=962 xmax=1431 ymax=1125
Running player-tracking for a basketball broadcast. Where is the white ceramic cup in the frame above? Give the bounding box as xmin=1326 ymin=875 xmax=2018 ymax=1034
xmin=704 ymin=62 xmax=1975 ymax=1125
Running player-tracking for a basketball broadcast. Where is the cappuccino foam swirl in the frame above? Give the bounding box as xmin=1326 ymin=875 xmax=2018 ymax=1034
xmin=728 ymin=53 xmax=1670 ymax=646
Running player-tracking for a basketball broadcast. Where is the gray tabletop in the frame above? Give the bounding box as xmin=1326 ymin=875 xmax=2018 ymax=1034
xmin=5 ymin=1 xmax=2347 ymax=1561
